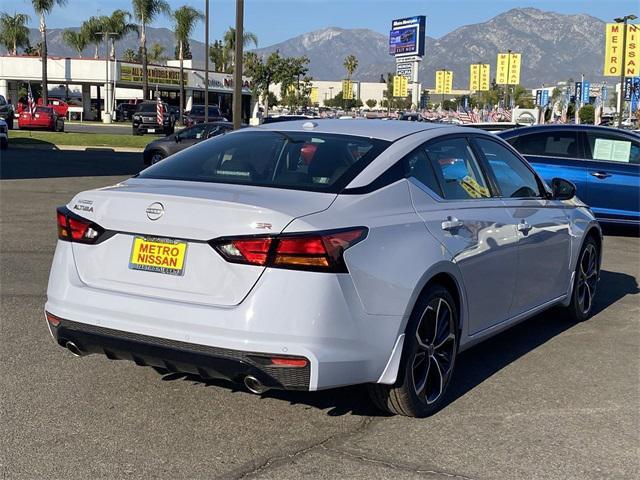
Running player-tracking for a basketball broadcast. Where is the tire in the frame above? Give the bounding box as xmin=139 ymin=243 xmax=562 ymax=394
xmin=564 ymin=236 xmax=600 ymax=322
xmin=149 ymin=150 xmax=166 ymax=165
xmin=7 ymin=117 xmax=13 ymax=130
xmin=368 ymin=284 xmax=459 ymax=417
xmin=132 ymin=127 xmax=142 ymax=136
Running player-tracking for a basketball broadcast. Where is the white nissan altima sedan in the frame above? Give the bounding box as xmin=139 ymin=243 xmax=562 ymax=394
xmin=46 ymin=120 xmax=602 ymax=417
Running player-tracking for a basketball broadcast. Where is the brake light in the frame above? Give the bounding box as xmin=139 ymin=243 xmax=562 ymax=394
xmin=56 ymin=206 xmax=104 ymax=244
xmin=211 ymin=227 xmax=367 ymax=273
xmin=270 ymin=357 xmax=308 ymax=367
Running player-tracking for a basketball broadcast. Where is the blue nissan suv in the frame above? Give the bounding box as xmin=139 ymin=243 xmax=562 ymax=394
xmin=499 ymin=125 xmax=640 ymax=225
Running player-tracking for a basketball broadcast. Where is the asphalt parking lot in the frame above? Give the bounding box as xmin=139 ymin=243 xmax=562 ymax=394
xmin=1 ymin=148 xmax=639 ymax=479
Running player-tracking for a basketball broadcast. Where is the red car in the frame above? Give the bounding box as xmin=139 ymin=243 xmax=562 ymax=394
xmin=18 ymin=106 xmax=65 ymax=132
xmin=37 ymin=98 xmax=70 ymax=117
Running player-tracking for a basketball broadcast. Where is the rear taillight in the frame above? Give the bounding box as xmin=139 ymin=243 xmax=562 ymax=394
xmin=211 ymin=227 xmax=367 ymax=273
xmin=56 ymin=206 xmax=104 ymax=244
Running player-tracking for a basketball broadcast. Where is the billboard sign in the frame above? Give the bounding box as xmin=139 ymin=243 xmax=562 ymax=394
xmin=389 ymin=16 xmax=426 ymax=57
xmin=535 ymin=90 xmax=542 ymax=106
xmin=396 ymin=62 xmax=413 ymax=79
xmin=575 ymin=82 xmax=582 ymax=105
xmin=541 ymin=89 xmax=549 ymax=107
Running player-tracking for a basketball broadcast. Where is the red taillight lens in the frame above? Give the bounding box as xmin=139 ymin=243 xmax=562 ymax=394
xmin=45 ymin=311 xmax=62 ymax=327
xmin=212 ymin=227 xmax=367 ymax=273
xmin=270 ymin=357 xmax=308 ymax=368
xmin=56 ymin=207 xmax=104 ymax=244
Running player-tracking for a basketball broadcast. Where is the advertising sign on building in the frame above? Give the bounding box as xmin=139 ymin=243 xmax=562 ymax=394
xmin=496 ymin=53 xmax=521 ymax=85
xmin=603 ymin=23 xmax=639 ymax=76
xmin=469 ymin=64 xmax=490 ymax=91
xmin=120 ymin=65 xmax=183 ymax=86
xmin=388 ymin=16 xmax=426 ymax=57
xmin=435 ymin=70 xmax=453 ymax=94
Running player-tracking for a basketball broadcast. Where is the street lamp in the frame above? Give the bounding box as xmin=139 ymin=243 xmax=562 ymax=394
xmin=233 ymin=0 xmax=244 ymax=130
xmin=614 ymin=14 xmax=637 ymax=127
xmin=96 ymin=31 xmax=117 ymax=122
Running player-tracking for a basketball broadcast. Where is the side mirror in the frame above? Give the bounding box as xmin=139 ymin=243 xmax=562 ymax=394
xmin=551 ymin=177 xmax=576 ymax=200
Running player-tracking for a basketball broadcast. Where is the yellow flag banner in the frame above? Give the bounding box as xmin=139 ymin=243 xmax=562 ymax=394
xmin=310 ymin=87 xmax=319 ymax=104
xmin=470 ymin=64 xmax=491 ymax=91
xmin=496 ymin=53 xmax=521 ymax=85
xmin=393 ymin=75 xmax=409 ymax=97
xmin=603 ymin=23 xmax=639 ymax=76
xmin=342 ymin=80 xmax=353 ymax=100
xmin=435 ymin=70 xmax=453 ymax=94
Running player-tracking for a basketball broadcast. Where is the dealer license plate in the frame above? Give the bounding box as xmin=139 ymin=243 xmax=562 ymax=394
xmin=147 ymin=128 xmax=156 ymax=133
xmin=129 ymin=237 xmax=187 ymax=276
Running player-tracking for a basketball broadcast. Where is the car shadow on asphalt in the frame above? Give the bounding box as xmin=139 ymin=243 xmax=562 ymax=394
xmin=158 ymin=268 xmax=638 ymax=417
xmin=0 ymin=147 xmax=143 ymax=179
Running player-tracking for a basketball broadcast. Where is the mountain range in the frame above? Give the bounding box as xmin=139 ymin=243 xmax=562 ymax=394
xmin=27 ymin=8 xmax=607 ymax=88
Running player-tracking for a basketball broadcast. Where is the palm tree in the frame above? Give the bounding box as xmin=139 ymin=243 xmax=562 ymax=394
xmin=101 ymin=10 xmax=138 ymax=60
xmin=343 ymin=54 xmax=358 ymax=79
xmin=173 ymin=5 xmax=203 ymax=123
xmin=132 ymin=0 xmax=171 ymax=100
xmin=223 ymin=26 xmax=257 ymax=72
xmin=80 ymin=16 xmax=104 ymax=59
xmin=32 ymin=0 xmax=67 ymax=105
xmin=0 ymin=12 xmax=31 ymax=55
xmin=122 ymin=48 xmax=137 ymax=62
xmin=147 ymin=42 xmax=167 ymax=62
xmin=62 ymin=29 xmax=87 ymax=57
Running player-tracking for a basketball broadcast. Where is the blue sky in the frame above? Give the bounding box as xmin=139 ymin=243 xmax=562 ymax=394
xmin=11 ymin=0 xmax=638 ymax=46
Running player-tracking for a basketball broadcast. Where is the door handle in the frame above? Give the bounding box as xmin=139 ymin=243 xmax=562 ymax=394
xmin=590 ymin=171 xmax=612 ymax=179
xmin=517 ymin=221 xmax=532 ymax=233
xmin=442 ymin=216 xmax=464 ymax=231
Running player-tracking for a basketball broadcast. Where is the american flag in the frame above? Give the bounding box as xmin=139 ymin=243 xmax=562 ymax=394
xmin=27 ymin=83 xmax=36 ymax=115
xmin=457 ymin=107 xmax=472 ymax=124
xmin=156 ymin=88 xmax=164 ymax=125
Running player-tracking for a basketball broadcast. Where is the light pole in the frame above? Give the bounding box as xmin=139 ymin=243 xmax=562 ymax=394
xmin=96 ymin=31 xmax=117 ymax=122
xmin=614 ymin=14 xmax=637 ymax=127
xmin=232 ymin=0 xmax=244 ymax=130
xmin=204 ymin=0 xmax=209 ymax=122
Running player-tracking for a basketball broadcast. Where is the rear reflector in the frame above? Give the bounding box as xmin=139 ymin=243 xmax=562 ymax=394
xmin=270 ymin=357 xmax=308 ymax=368
xmin=45 ymin=311 xmax=62 ymax=327
xmin=57 ymin=206 xmax=104 ymax=244
xmin=211 ymin=227 xmax=367 ymax=273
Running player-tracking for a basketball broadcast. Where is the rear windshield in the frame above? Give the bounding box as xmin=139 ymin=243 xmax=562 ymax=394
xmin=190 ymin=106 xmax=221 ymax=116
xmin=139 ymin=130 xmax=391 ymax=193
xmin=136 ymin=103 xmax=160 ymax=113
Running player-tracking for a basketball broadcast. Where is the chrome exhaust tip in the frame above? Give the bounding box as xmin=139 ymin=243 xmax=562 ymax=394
xmin=65 ymin=341 xmax=83 ymax=357
xmin=244 ymin=375 xmax=268 ymax=394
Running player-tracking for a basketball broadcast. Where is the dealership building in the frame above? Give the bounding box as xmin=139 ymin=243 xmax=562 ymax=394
xmin=0 ymin=55 xmax=254 ymax=121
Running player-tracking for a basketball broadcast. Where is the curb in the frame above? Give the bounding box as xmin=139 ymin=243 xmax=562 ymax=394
xmin=9 ymin=143 xmax=144 ymax=153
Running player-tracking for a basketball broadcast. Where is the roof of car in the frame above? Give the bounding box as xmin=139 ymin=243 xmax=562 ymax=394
xmin=498 ymin=123 xmax=638 ymax=137
xmin=253 ymin=118 xmax=452 ymax=141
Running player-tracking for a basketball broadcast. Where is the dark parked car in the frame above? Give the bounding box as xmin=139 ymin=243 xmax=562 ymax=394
xmin=114 ymin=103 xmax=138 ymax=122
xmin=399 ymin=113 xmax=424 ymax=122
xmin=132 ymin=101 xmax=175 ymax=135
xmin=183 ymin=105 xmax=226 ymax=127
xmin=261 ymin=115 xmax=314 ymax=124
xmin=0 ymin=95 xmax=15 ymax=129
xmin=143 ymin=121 xmax=234 ymax=165
xmin=499 ymin=124 xmax=640 ymax=225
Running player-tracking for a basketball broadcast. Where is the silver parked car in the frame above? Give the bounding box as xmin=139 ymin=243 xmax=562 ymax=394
xmin=46 ymin=120 xmax=601 ymax=417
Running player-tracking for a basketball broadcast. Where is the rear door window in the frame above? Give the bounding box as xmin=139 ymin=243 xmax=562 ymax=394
xmin=423 ymin=137 xmax=492 ymax=200
xmin=511 ymin=131 xmax=580 ymax=158
xmin=139 ymin=130 xmax=390 ymax=193
xmin=585 ymin=131 xmax=640 ymax=164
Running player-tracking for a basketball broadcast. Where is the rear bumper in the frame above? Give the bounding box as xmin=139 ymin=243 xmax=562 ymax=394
xmin=46 ymin=241 xmax=406 ymax=390
xmin=49 ymin=316 xmax=311 ymax=390
xmin=133 ymin=123 xmax=171 ymax=134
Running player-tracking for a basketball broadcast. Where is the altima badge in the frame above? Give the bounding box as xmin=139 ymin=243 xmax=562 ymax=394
xmin=146 ymin=202 xmax=164 ymax=221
